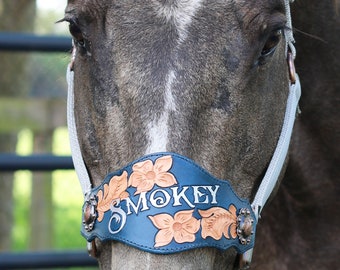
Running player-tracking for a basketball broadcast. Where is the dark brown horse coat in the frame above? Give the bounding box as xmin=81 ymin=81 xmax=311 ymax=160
xmin=254 ymin=1 xmax=340 ymax=269
xmin=63 ymin=0 xmax=339 ymax=269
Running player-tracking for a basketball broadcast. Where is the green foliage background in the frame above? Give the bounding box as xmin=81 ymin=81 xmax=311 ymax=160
xmin=10 ymin=1 xmax=87 ymax=252
xmin=13 ymin=128 xmax=85 ymax=251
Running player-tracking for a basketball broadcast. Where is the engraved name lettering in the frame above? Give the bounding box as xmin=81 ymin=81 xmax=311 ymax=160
xmin=123 ymin=185 xmax=220 ymax=215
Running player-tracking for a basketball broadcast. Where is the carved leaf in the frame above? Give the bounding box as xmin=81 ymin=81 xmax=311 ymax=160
xmin=96 ymin=171 xmax=129 ymax=222
xmin=199 ymin=205 xmax=237 ymax=240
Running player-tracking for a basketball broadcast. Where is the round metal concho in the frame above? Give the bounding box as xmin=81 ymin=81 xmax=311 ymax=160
xmin=237 ymin=208 xmax=254 ymax=245
xmin=83 ymin=193 xmax=97 ymax=232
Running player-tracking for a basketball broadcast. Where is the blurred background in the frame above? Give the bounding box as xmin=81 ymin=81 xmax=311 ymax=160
xmin=0 ymin=0 xmax=87 ymax=256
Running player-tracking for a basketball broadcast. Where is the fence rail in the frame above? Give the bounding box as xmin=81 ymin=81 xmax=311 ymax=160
xmin=0 ymin=32 xmax=72 ymax=52
xmin=0 ymin=250 xmax=98 ymax=269
xmin=0 ymin=32 xmax=98 ymax=269
xmin=0 ymin=154 xmax=73 ymax=171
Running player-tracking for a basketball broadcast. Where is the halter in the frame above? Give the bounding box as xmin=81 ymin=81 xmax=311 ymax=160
xmin=66 ymin=0 xmax=300 ymax=268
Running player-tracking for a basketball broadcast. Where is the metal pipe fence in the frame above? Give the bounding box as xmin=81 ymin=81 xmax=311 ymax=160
xmin=0 ymin=251 xmax=98 ymax=269
xmin=0 ymin=32 xmax=98 ymax=269
xmin=0 ymin=154 xmax=73 ymax=171
xmin=0 ymin=32 xmax=71 ymax=52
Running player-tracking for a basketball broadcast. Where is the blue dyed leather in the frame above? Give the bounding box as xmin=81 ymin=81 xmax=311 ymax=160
xmin=81 ymin=153 xmax=256 ymax=254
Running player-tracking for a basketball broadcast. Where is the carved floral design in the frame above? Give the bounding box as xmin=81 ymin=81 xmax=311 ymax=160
xmin=96 ymin=171 xmax=129 ymax=222
xmin=198 ymin=205 xmax=237 ymax=240
xmin=149 ymin=210 xmax=200 ymax=247
xmin=199 ymin=205 xmax=237 ymax=240
xmin=128 ymin=155 xmax=177 ymax=195
xmin=88 ymin=155 xmax=246 ymax=250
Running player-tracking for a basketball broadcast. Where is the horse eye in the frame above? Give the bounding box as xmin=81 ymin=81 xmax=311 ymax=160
xmin=69 ymin=20 xmax=85 ymax=46
xmin=67 ymin=20 xmax=92 ymax=55
xmin=261 ymin=29 xmax=283 ymax=57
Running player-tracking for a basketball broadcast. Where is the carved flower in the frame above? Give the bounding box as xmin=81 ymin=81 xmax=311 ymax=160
xmin=149 ymin=210 xmax=200 ymax=247
xmin=96 ymin=171 xmax=129 ymax=222
xmin=128 ymin=155 xmax=177 ymax=194
xmin=199 ymin=205 xmax=237 ymax=240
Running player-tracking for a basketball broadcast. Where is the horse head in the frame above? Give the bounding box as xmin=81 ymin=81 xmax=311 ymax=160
xmin=63 ymin=1 xmax=300 ymax=269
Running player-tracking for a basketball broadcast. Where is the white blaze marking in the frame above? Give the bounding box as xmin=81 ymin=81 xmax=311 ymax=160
xmin=146 ymin=1 xmax=202 ymax=154
xmin=146 ymin=71 xmax=176 ymax=153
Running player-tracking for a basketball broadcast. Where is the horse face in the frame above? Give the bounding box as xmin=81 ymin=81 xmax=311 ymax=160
xmin=64 ymin=0 xmax=289 ymax=268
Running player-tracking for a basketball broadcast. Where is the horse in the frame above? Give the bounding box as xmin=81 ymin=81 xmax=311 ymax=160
xmin=253 ymin=0 xmax=340 ymax=269
xmin=61 ymin=0 xmax=338 ymax=269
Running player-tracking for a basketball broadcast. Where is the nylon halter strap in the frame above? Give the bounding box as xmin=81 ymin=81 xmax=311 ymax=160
xmin=240 ymin=0 xmax=299 ymax=268
xmin=66 ymin=0 xmax=300 ymax=266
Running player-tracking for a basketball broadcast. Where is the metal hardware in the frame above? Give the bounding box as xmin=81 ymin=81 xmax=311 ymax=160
xmin=237 ymin=208 xmax=254 ymax=245
xmin=287 ymin=51 xmax=296 ymax=84
xmin=83 ymin=193 xmax=97 ymax=232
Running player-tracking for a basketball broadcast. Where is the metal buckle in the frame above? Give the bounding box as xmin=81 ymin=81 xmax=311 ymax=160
xmin=287 ymin=51 xmax=296 ymax=84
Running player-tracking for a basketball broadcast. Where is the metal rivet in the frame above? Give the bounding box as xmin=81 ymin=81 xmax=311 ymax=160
xmin=237 ymin=208 xmax=255 ymax=245
xmin=83 ymin=194 xmax=97 ymax=232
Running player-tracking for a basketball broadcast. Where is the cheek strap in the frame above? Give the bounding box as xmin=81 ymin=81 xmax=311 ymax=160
xmin=67 ymin=62 xmax=92 ymax=195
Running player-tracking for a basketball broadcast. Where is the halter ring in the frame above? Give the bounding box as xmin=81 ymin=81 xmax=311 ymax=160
xmin=287 ymin=51 xmax=296 ymax=84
